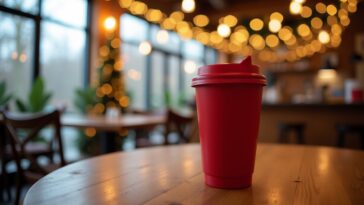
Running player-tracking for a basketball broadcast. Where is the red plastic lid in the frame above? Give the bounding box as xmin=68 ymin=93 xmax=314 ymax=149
xmin=191 ymin=56 xmax=266 ymax=87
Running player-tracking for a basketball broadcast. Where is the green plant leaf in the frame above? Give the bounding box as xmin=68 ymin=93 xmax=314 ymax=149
xmin=0 ymin=81 xmax=5 ymax=98
xmin=0 ymin=95 xmax=12 ymax=106
xmin=28 ymin=77 xmax=52 ymax=112
xmin=15 ymin=99 xmax=28 ymax=112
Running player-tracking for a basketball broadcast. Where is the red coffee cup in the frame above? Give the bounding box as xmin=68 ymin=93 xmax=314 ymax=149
xmin=192 ymin=56 xmax=266 ymax=189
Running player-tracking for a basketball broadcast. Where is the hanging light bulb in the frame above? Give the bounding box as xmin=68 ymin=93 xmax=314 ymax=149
xmin=318 ymin=30 xmax=330 ymax=44
xmin=217 ymin=24 xmax=231 ymax=38
xmin=182 ymin=0 xmax=195 ymax=13
xmin=290 ymin=1 xmax=302 ymax=15
xmin=104 ymin=16 xmax=116 ymax=31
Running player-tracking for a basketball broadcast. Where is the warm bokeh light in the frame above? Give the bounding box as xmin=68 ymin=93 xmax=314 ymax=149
xmin=266 ymin=34 xmax=279 ymax=48
xmin=181 ymin=0 xmax=195 ymax=13
xmin=196 ymin=32 xmax=209 ymax=44
xmin=268 ymin=19 xmax=281 ymax=33
xmin=315 ymin=2 xmax=326 ymax=14
xmin=301 ymin=6 xmax=312 ymax=18
xmin=156 ymin=30 xmax=169 ymax=44
xmin=104 ymin=17 xmax=116 ymax=31
xmin=145 ymin=9 xmax=163 ymax=22
xmin=311 ymin=17 xmax=323 ymax=29
xmin=138 ymin=41 xmax=152 ymax=55
xmin=119 ymin=0 xmax=133 ymax=8
xmin=331 ymin=24 xmax=342 ymax=35
xmin=223 ymin=15 xmax=238 ymax=27
xmin=249 ymin=34 xmax=265 ymax=50
xmin=270 ymin=12 xmax=284 ymax=22
xmin=318 ymin=30 xmax=330 ymax=44
xmin=209 ymin=31 xmax=223 ymax=44
xmin=130 ymin=1 xmax=148 ymax=15
xmin=278 ymin=27 xmax=293 ymax=41
xmin=170 ymin=11 xmax=184 ymax=21
xmin=297 ymin=24 xmax=310 ymax=37
xmin=326 ymin=4 xmax=337 ymax=16
xmin=250 ymin=18 xmax=264 ymax=31
xmin=231 ymin=30 xmax=249 ymax=44
xmin=85 ymin=128 xmax=96 ymax=138
xmin=161 ymin=18 xmax=176 ymax=30
xmin=193 ymin=15 xmax=209 ymax=27
xmin=289 ymin=1 xmax=302 ymax=15
xmin=217 ymin=24 xmax=231 ymax=37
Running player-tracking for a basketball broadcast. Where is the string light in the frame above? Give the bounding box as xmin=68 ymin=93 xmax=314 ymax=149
xmin=217 ymin=24 xmax=231 ymax=37
xmin=193 ymin=15 xmax=209 ymax=27
xmin=250 ymin=18 xmax=264 ymax=31
xmin=104 ymin=17 xmax=116 ymax=31
xmin=318 ymin=30 xmax=330 ymax=44
xmin=269 ymin=19 xmax=282 ymax=33
xmin=181 ymin=0 xmax=195 ymax=13
xmin=290 ymin=1 xmax=302 ymax=15
xmin=116 ymin=0 xmax=357 ymax=63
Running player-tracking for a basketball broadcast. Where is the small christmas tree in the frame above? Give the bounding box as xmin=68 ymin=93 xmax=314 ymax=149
xmin=96 ymin=28 xmax=129 ymax=114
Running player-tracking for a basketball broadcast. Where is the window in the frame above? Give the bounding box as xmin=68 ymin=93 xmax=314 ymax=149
xmin=120 ymin=14 xmax=217 ymax=110
xmin=0 ymin=12 xmax=34 ymax=101
xmin=0 ymin=0 xmax=90 ymax=111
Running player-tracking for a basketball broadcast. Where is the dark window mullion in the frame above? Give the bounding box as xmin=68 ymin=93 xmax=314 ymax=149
xmin=84 ymin=0 xmax=92 ymax=86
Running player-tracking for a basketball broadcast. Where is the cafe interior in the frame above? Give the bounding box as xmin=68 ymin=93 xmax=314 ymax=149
xmin=1 ymin=0 xmax=364 ymax=204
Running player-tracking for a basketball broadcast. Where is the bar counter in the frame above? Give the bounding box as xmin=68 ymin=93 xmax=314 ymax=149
xmin=259 ymin=103 xmax=364 ymax=147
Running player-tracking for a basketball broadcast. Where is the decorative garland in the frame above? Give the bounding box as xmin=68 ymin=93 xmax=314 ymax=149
xmin=116 ymin=0 xmax=359 ymax=63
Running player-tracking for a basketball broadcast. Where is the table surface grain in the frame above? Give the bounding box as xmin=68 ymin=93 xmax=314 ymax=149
xmin=24 ymin=144 xmax=364 ymax=205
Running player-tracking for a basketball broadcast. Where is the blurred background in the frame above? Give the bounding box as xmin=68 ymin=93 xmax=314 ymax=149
xmin=1 ymin=0 xmax=364 ymax=203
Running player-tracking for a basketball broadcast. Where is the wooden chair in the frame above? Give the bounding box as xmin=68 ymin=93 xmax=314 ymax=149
xmin=2 ymin=110 xmax=66 ymax=205
xmin=336 ymin=123 xmax=364 ymax=149
xmin=278 ymin=122 xmax=306 ymax=144
xmin=164 ymin=109 xmax=194 ymax=145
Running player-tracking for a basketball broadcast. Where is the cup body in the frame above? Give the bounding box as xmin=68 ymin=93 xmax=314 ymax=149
xmin=192 ymin=57 xmax=265 ymax=189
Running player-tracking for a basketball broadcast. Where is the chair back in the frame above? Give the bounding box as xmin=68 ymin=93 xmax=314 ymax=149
xmin=1 ymin=110 xmax=66 ymax=176
xmin=164 ymin=109 xmax=193 ymax=144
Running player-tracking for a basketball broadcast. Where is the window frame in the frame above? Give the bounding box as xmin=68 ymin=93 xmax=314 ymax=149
xmin=0 ymin=0 xmax=92 ymax=86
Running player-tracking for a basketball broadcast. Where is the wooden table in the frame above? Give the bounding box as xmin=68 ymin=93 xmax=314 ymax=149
xmin=61 ymin=113 xmax=166 ymax=131
xmin=61 ymin=113 xmax=167 ymax=152
xmin=24 ymin=144 xmax=364 ymax=205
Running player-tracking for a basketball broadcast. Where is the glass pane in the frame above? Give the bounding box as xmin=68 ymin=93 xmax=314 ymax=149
xmin=0 ymin=12 xmax=34 ymax=104
xmin=183 ymin=40 xmax=204 ymax=60
xmin=0 ymin=0 xmax=39 ymax=14
xmin=122 ymin=43 xmax=147 ymax=110
xmin=183 ymin=59 xmax=201 ymax=103
xmin=205 ymin=47 xmax=217 ymax=65
xmin=168 ymin=55 xmax=180 ymax=107
xmin=120 ymin=14 xmax=148 ymax=43
xmin=150 ymin=51 xmax=165 ymax=109
xmin=151 ymin=25 xmax=180 ymax=53
xmin=40 ymin=22 xmax=86 ymax=111
xmin=42 ymin=0 xmax=87 ymax=28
